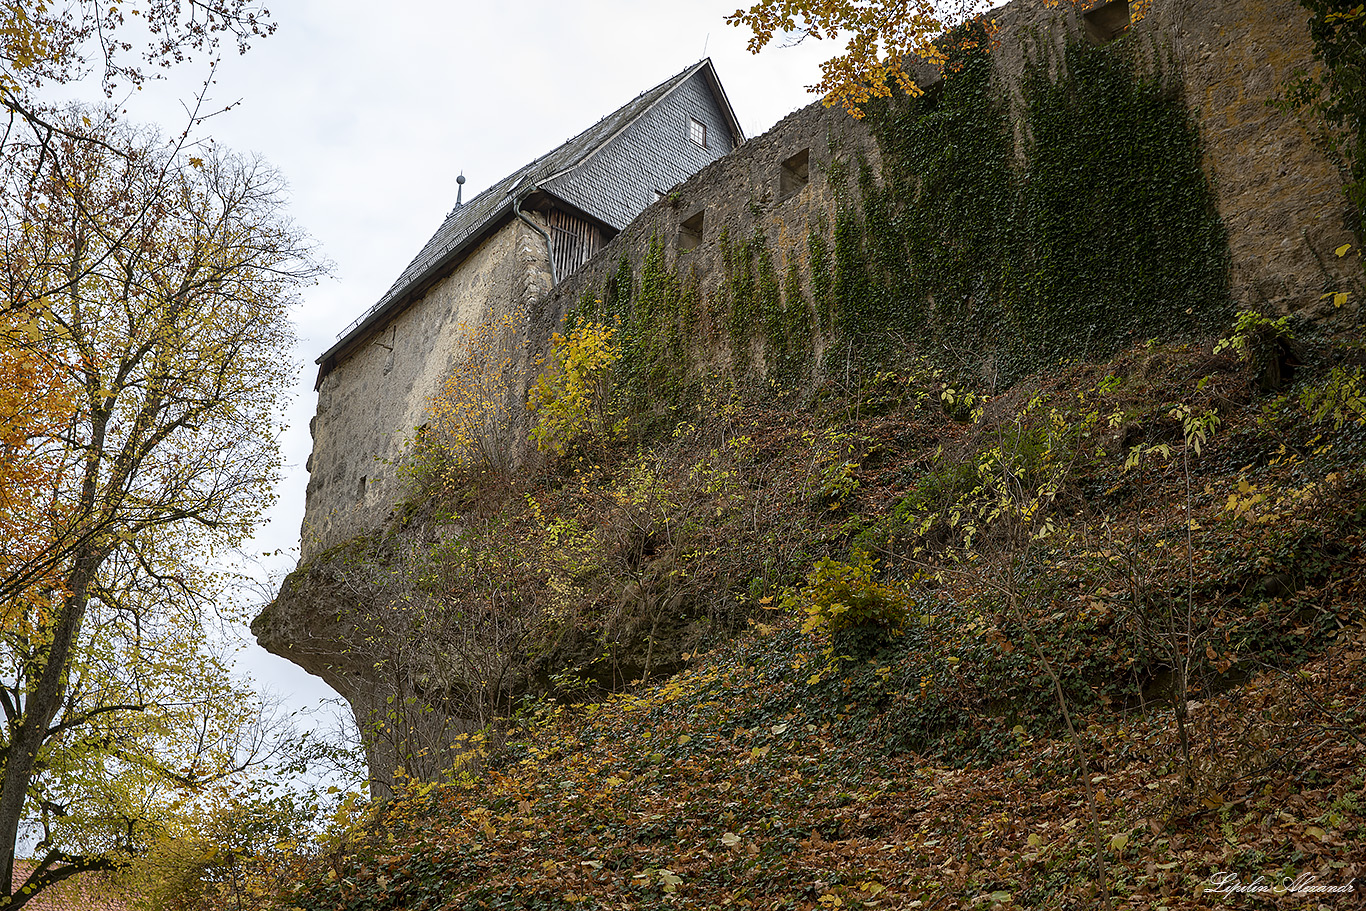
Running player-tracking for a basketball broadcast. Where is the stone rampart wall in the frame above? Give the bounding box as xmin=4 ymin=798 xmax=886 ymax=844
xmin=303 ymin=216 xmax=552 ymax=558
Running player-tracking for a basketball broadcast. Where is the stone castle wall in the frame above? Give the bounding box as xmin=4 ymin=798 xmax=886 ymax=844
xmin=302 ymin=215 xmax=552 ymax=559
xmin=534 ymin=0 xmax=1355 ymax=366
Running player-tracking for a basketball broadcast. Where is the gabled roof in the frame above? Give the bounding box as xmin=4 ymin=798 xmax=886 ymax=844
xmin=317 ymin=59 xmax=743 ymax=379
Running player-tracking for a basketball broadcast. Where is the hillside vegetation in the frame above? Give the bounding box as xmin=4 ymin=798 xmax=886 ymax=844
xmin=246 ymin=316 xmax=1366 ymax=910
xmin=220 ymin=21 xmax=1366 ymax=910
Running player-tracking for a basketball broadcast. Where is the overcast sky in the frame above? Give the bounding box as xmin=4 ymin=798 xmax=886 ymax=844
xmin=87 ymin=1 xmax=839 ymax=722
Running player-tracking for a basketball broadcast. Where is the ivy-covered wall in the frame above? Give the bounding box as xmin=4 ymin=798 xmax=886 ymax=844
xmin=533 ymin=0 xmax=1357 ymax=409
xmin=845 ymin=27 xmax=1232 ymax=384
xmin=546 ymin=27 xmax=1234 ymax=395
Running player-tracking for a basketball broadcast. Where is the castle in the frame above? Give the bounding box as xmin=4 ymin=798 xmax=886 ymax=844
xmin=257 ymin=0 xmax=1360 ymax=787
xmin=303 ymin=59 xmax=743 ymax=557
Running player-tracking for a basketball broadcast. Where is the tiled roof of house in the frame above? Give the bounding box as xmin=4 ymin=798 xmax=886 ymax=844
xmin=318 ymin=58 xmax=742 ymax=374
xmin=9 ymin=863 xmax=129 ymax=911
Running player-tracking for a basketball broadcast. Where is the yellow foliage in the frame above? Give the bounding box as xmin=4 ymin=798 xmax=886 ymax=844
xmin=0 ymin=312 xmax=76 ymax=626
xmin=1301 ymin=365 xmax=1366 ymax=428
xmin=423 ymin=312 xmax=522 ymax=480
xmin=783 ymin=555 xmax=909 ymax=639
xmin=726 ymin=0 xmax=1141 ymax=117
xmin=526 ymin=317 xmax=624 ymax=457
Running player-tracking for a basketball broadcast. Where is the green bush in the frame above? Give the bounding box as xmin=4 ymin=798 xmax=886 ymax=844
xmin=783 ymin=556 xmax=910 ymax=657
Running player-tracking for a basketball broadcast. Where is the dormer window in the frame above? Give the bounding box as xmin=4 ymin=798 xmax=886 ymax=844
xmin=689 ymin=117 xmax=708 ymax=149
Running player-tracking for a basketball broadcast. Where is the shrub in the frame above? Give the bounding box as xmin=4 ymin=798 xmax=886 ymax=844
xmin=784 ymin=555 xmax=910 ymax=657
xmin=422 ymin=312 xmax=522 ymax=481
xmin=527 ymin=317 xmax=624 ymax=457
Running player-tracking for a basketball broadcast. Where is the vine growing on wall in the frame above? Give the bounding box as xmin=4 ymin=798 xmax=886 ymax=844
xmin=843 ymin=19 xmax=1231 ymax=384
xmin=571 ymin=236 xmax=701 ymax=432
xmin=565 ymin=18 xmax=1234 ymax=425
xmin=1281 ymin=0 xmax=1366 ymax=241
xmin=1016 ymin=37 xmax=1231 ymax=369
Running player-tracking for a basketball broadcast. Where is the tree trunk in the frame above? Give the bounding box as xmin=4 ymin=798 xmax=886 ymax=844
xmin=0 ymin=550 xmax=101 ymax=902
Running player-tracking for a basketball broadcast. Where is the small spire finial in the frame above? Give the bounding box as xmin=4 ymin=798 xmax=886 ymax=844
xmin=456 ymin=172 xmax=466 ymax=207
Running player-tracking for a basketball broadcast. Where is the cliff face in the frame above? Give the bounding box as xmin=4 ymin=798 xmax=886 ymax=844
xmin=256 ymin=0 xmax=1362 ymax=791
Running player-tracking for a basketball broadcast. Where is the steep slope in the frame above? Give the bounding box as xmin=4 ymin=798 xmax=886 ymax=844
xmin=270 ymin=335 xmax=1366 ymax=910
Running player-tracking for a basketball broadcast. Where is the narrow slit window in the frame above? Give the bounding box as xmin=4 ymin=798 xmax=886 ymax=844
xmin=679 ymin=210 xmax=704 ymax=252
xmin=1082 ymin=0 xmax=1130 ymax=45
xmin=689 ymin=117 xmax=708 ymax=149
xmin=779 ymin=149 xmax=810 ymax=200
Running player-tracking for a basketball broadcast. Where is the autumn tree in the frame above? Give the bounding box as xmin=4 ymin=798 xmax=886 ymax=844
xmin=1 ymin=1 xmax=273 ymax=155
xmin=725 ymin=0 xmax=1126 ymax=114
xmin=1 ymin=0 xmax=275 ymax=257
xmin=1 ymin=2 xmax=277 ymax=578
xmin=0 ymin=111 xmax=322 ymax=908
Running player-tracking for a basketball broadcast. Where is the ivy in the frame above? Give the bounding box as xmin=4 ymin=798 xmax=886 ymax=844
xmin=721 ymin=228 xmax=755 ymax=369
xmin=807 ymin=227 xmax=833 ymax=333
xmin=831 ymin=205 xmax=870 ymax=355
xmin=1017 ymin=38 xmax=1232 ymax=368
xmin=780 ymin=258 xmax=812 ymax=386
xmin=841 ymin=20 xmax=1233 ymax=384
xmin=1283 ymin=0 xmax=1366 ymax=240
xmin=576 ymin=237 xmax=701 ymax=431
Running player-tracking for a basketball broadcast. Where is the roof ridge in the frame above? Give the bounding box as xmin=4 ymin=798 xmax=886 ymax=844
xmin=318 ymin=59 xmax=740 ymax=376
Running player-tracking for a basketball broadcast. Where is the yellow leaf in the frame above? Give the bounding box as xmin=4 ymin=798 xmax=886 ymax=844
xmin=1109 ymin=832 xmax=1130 ymax=851
xmin=1335 ymin=243 xmax=1353 ymax=257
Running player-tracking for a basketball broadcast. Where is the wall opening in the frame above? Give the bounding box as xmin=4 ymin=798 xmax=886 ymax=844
xmin=679 ymin=210 xmax=704 ymax=251
xmin=547 ymin=207 xmax=605 ymax=280
xmin=779 ymin=149 xmax=811 ymax=200
xmin=1082 ymin=0 xmax=1130 ymax=45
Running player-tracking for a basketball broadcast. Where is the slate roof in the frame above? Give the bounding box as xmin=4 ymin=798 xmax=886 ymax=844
xmin=318 ymin=59 xmax=743 ymax=376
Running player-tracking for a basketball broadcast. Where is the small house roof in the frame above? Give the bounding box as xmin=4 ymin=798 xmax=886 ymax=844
xmin=317 ymin=59 xmax=743 ymax=381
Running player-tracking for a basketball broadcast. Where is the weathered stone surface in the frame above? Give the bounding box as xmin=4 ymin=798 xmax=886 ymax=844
xmin=260 ymin=0 xmax=1361 ymax=788
xmin=303 ymin=217 xmax=550 ymax=560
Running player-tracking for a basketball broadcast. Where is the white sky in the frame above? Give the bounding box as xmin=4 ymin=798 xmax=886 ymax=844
xmin=87 ymin=1 xmax=839 ymax=721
